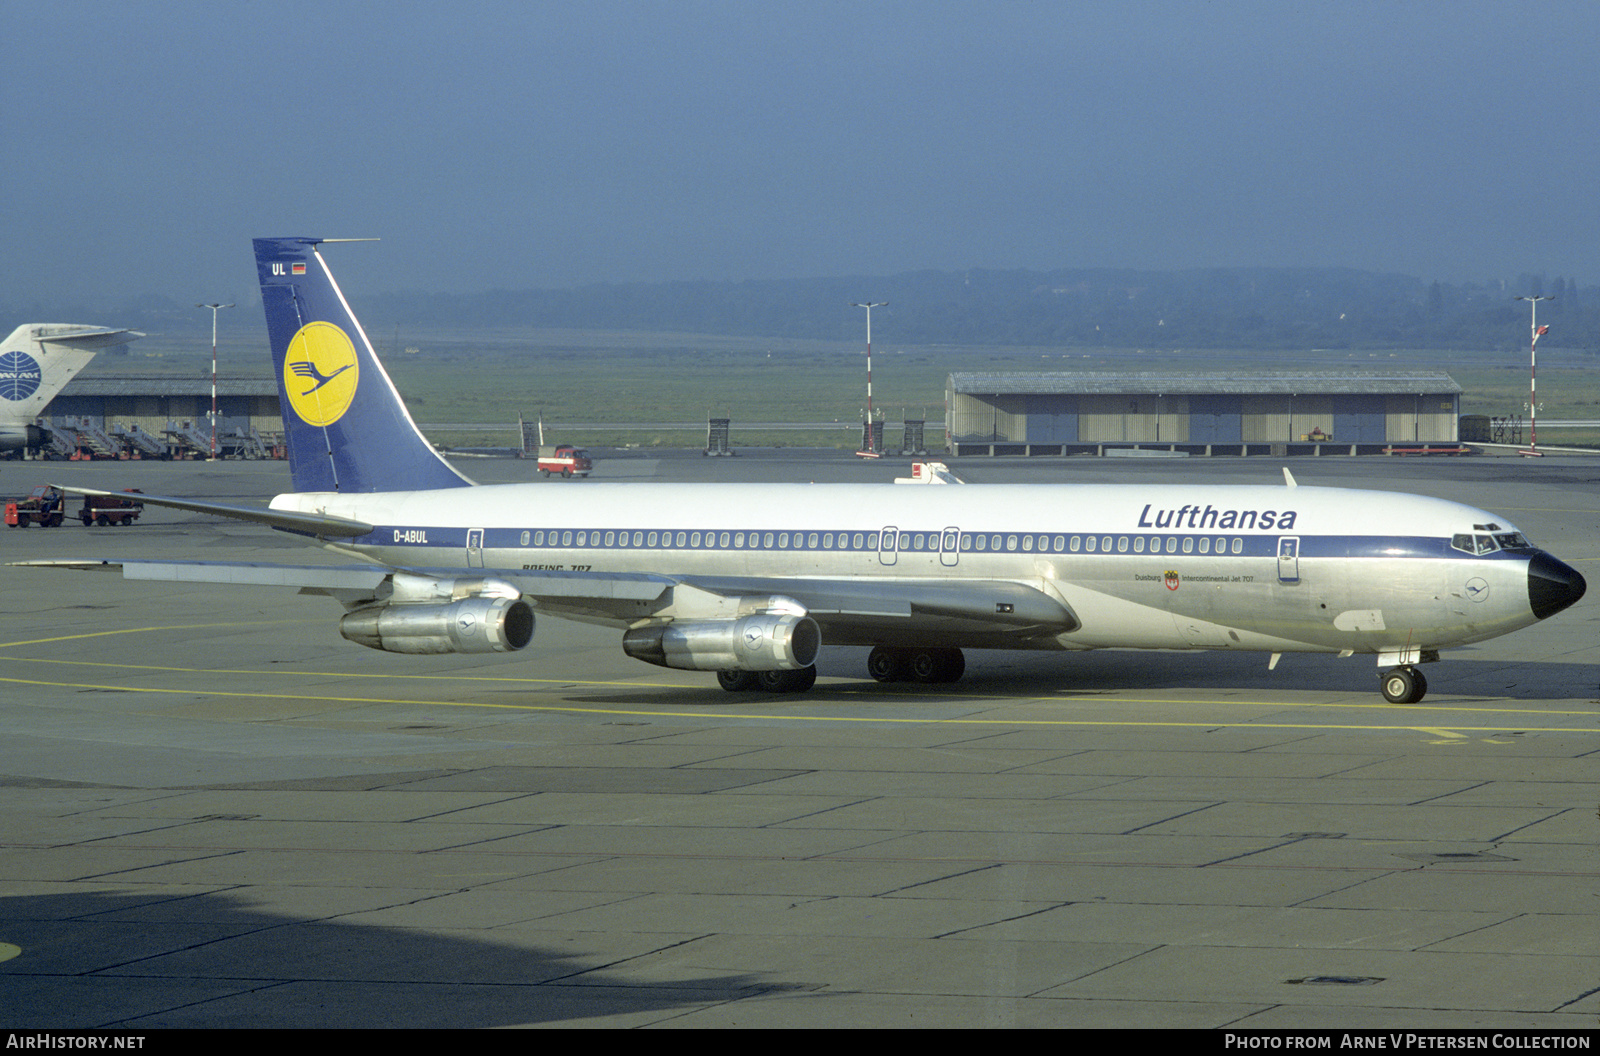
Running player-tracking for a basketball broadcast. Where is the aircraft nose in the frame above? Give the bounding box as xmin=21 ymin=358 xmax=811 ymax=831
xmin=1528 ymin=551 xmax=1586 ymax=620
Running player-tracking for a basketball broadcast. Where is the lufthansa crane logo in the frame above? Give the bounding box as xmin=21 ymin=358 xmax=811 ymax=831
xmin=283 ymin=322 xmax=359 ymax=426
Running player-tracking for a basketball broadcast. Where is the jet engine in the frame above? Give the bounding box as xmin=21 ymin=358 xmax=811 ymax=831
xmin=622 ymin=612 xmax=820 ymax=672
xmin=338 ymin=574 xmax=535 ymax=655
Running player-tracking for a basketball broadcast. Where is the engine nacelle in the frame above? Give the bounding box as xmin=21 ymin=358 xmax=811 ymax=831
xmin=622 ymin=613 xmax=821 ymax=672
xmin=340 ymin=595 xmax=536 ymax=655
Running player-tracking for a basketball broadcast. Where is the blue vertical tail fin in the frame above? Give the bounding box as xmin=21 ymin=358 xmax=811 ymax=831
xmin=254 ymin=237 xmax=472 ymax=493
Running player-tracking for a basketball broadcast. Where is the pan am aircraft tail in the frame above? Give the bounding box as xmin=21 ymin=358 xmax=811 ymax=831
xmin=18 ymin=238 xmax=1587 ymax=704
xmin=0 ymin=324 xmax=143 ymax=452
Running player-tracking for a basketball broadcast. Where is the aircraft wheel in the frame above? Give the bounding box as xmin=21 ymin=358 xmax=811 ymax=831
xmin=717 ymin=670 xmax=758 ymax=692
xmin=867 ymin=646 xmax=907 ymax=683
xmin=758 ymin=667 xmax=816 ymax=693
xmin=1380 ymin=667 xmax=1427 ymax=704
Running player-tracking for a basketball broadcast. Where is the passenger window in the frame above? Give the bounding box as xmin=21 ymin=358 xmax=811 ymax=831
xmin=1182 ymin=537 xmax=1193 ymax=554
xmin=520 ymin=531 xmax=530 ymax=546
xmin=605 ymin=531 xmax=616 ymax=547
xmin=808 ymin=533 xmax=819 ymax=548
xmin=1165 ymin=537 xmax=1176 ymax=553
xmin=1133 ymin=536 xmax=1144 ymax=553
xmin=1101 ymin=536 xmax=1112 ymax=552
xmin=1070 ymin=536 xmax=1080 ymax=552
xmin=1006 ymin=535 xmax=1018 ymax=551
xmin=1117 ymin=537 xmax=1128 ymax=552
xmin=1054 ymin=535 xmax=1066 ymax=552
xmin=633 ymin=531 xmax=644 ymax=547
xmin=778 ymin=533 xmax=789 ymax=548
xmin=561 ymin=531 xmax=573 ymax=546
xmin=1198 ymin=537 xmax=1210 ymax=554
xmin=1231 ymin=538 xmax=1242 ymax=554
xmin=1022 ymin=535 xmax=1034 ymax=552
xmin=763 ymin=532 xmax=774 ymax=548
xmin=1085 ymin=536 xmax=1097 ymax=553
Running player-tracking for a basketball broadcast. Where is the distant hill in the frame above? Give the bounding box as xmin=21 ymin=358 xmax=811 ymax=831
xmin=8 ymin=267 xmax=1595 ymax=353
xmin=360 ymin=267 xmax=1600 ymax=353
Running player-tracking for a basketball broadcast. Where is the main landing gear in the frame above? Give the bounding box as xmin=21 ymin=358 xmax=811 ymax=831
xmin=867 ymin=645 xmax=965 ymax=684
xmin=714 ymin=646 xmax=969 ymax=694
xmin=1380 ymin=666 xmax=1428 ymax=704
xmin=717 ymin=667 xmax=817 ymax=693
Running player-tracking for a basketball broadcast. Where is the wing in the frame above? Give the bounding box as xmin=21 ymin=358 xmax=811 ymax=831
xmin=15 ymin=558 xmax=1078 ymax=648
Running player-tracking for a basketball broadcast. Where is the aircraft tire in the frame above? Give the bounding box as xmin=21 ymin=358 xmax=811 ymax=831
xmin=868 ymin=646 xmax=908 ymax=683
xmin=906 ymin=647 xmax=965 ymax=683
xmin=1380 ymin=667 xmax=1427 ymax=704
xmin=757 ymin=667 xmax=816 ymax=693
xmin=717 ymin=670 xmax=759 ymax=692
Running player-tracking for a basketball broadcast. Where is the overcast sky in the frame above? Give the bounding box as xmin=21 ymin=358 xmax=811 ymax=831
xmin=7 ymin=0 xmax=1599 ymax=311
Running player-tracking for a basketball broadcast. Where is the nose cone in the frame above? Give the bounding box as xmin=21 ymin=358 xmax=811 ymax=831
xmin=1528 ymin=551 xmax=1587 ymax=620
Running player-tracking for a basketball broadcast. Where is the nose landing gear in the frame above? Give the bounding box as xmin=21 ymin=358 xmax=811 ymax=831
xmin=1380 ymin=666 xmax=1427 ymax=704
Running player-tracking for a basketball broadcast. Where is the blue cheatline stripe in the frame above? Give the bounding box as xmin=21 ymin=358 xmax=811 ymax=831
xmin=351 ymin=526 xmax=1525 ymax=563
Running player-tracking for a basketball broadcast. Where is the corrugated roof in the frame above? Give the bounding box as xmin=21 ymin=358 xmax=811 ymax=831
xmin=948 ymin=370 xmax=1462 ymax=396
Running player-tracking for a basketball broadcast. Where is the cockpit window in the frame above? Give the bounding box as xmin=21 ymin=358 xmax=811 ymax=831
xmin=1453 ymin=531 xmax=1534 ymax=555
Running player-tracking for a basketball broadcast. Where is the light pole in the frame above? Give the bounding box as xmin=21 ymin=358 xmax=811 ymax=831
xmin=1513 ymin=295 xmax=1551 ymax=456
xmin=850 ymin=301 xmax=886 ymax=456
xmin=197 ymin=303 xmax=234 ymax=460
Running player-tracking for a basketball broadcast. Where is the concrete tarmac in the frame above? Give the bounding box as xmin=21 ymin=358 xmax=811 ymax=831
xmin=1 ymin=451 xmax=1597 ymax=1029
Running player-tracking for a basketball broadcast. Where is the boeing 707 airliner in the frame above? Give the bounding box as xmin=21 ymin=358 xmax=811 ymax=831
xmin=33 ymin=238 xmax=1587 ymax=704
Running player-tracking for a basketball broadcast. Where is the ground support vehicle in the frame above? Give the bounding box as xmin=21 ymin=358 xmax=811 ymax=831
xmin=79 ymin=490 xmax=143 ymax=526
xmin=5 ymin=485 xmax=66 ymax=527
xmin=536 ymin=444 xmax=592 ymax=478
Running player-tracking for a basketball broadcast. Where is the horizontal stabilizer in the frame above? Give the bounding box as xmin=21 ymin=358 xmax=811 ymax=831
xmin=53 ymin=485 xmax=373 ymax=538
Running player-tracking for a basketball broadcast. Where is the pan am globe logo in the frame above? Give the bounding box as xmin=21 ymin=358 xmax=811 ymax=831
xmin=0 ymin=351 xmax=43 ymax=401
xmin=283 ymin=322 xmax=360 ymax=426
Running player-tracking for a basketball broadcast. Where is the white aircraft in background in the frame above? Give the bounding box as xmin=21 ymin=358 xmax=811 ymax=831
xmin=0 ymin=324 xmax=142 ymax=453
xmin=30 ymin=238 xmax=1585 ymax=705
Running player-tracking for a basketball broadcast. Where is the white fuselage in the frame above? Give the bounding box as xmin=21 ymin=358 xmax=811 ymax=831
xmin=273 ymin=481 xmax=1546 ymax=657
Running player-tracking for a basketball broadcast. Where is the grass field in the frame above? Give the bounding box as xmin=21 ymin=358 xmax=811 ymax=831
xmin=117 ymin=326 xmax=1600 ymax=449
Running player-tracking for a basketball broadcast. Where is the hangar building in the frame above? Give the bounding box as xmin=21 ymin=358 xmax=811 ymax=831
xmin=946 ymin=371 xmax=1463 ymax=456
xmin=44 ymin=375 xmax=283 ymax=458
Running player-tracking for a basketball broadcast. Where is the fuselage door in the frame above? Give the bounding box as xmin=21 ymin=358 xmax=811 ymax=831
xmin=467 ymin=527 xmax=485 ymax=569
xmin=939 ymin=526 xmax=960 ymax=567
xmin=878 ymin=525 xmax=899 ymax=566
xmin=1277 ymin=535 xmax=1300 ymax=584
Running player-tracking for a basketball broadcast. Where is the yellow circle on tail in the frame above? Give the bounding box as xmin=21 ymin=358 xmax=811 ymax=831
xmin=283 ymin=322 xmax=360 ymax=427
